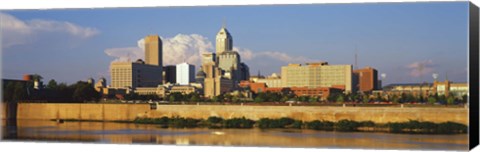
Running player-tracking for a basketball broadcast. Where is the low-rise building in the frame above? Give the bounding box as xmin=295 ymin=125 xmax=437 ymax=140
xmin=281 ymin=62 xmax=353 ymax=93
xmin=170 ymin=85 xmax=198 ymax=95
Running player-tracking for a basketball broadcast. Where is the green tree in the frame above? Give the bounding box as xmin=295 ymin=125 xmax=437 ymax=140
xmin=461 ymin=95 xmax=468 ymax=104
xmin=190 ymin=93 xmax=200 ymax=102
xmin=327 ymin=93 xmax=339 ymax=102
xmin=447 ymin=96 xmax=455 ymax=105
xmin=12 ymin=82 xmax=28 ymax=101
xmin=362 ymin=95 xmax=369 ymax=104
xmin=31 ymin=74 xmax=43 ymax=81
xmin=3 ymin=82 xmax=15 ymax=102
xmin=336 ymin=95 xmax=345 ymax=103
xmin=427 ymin=97 xmax=437 ymax=105
xmin=224 ymin=94 xmax=233 ymax=102
xmin=72 ymin=81 xmax=100 ymax=102
xmin=47 ymin=79 xmax=58 ymax=89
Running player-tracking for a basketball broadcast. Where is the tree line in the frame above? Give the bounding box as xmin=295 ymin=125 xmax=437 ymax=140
xmin=2 ymin=79 xmax=100 ymax=103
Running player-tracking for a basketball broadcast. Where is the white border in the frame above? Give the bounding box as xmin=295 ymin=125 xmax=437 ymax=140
xmin=0 ymin=0 xmax=473 ymax=10
xmin=1 ymin=0 xmax=479 ymax=152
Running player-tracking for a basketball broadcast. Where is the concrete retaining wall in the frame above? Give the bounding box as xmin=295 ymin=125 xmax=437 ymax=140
xmin=7 ymin=103 xmax=469 ymax=125
xmin=148 ymin=105 xmax=468 ymax=125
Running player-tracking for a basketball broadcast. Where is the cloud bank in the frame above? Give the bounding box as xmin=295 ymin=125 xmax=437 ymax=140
xmin=104 ymin=34 xmax=314 ymax=69
xmin=406 ymin=60 xmax=435 ymax=77
xmin=1 ymin=13 xmax=99 ymax=48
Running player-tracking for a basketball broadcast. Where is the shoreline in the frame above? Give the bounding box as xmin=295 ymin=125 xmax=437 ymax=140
xmin=47 ymin=117 xmax=468 ymax=135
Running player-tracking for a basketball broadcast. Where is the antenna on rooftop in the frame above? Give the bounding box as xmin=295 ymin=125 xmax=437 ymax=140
xmin=222 ymin=17 xmax=226 ymax=28
xmin=445 ymin=71 xmax=449 ymax=81
xmin=354 ymin=45 xmax=358 ymax=70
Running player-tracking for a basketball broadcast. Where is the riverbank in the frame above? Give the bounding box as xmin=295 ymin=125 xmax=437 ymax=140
xmin=52 ymin=116 xmax=468 ymax=134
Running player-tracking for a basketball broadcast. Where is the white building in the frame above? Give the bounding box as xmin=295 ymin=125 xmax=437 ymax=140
xmin=176 ymin=62 xmax=195 ymax=85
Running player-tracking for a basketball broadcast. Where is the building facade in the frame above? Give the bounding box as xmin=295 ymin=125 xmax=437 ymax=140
xmin=353 ymin=67 xmax=378 ymax=92
xmin=110 ymin=35 xmax=163 ymax=90
xmin=163 ymin=65 xmax=176 ymax=84
xmin=110 ymin=61 xmax=163 ymax=89
xmin=215 ymin=26 xmax=233 ymax=54
xmin=256 ymin=73 xmax=282 ymax=88
xmin=382 ymin=80 xmax=468 ymax=98
xmin=202 ymin=62 xmax=233 ymax=98
xmin=281 ymin=62 xmax=353 ymax=92
xmin=143 ymin=35 xmax=163 ymax=67
xmin=176 ymin=62 xmax=195 ymax=85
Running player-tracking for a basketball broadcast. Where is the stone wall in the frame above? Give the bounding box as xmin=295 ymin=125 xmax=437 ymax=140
xmin=1 ymin=103 xmax=6 ymax=120
xmin=16 ymin=103 xmax=150 ymax=121
xmin=148 ymin=105 xmax=468 ymax=125
xmin=7 ymin=103 xmax=469 ymax=125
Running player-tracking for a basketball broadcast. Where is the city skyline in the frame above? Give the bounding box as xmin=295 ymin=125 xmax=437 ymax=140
xmin=1 ymin=2 xmax=469 ymax=85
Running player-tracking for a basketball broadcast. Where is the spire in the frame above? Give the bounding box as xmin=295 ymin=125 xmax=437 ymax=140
xmin=222 ymin=17 xmax=226 ymax=28
xmin=445 ymin=71 xmax=449 ymax=81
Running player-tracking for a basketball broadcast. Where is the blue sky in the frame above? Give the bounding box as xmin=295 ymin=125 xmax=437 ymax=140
xmin=1 ymin=2 xmax=469 ymax=85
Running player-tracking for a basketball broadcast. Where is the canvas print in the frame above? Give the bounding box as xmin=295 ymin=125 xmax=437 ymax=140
xmin=0 ymin=2 xmax=474 ymax=151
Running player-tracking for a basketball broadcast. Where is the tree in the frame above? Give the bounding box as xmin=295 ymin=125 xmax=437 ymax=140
xmin=427 ymin=97 xmax=437 ymax=105
xmin=447 ymin=96 xmax=455 ymax=105
xmin=224 ymin=94 xmax=233 ymax=102
xmin=327 ymin=93 xmax=339 ymax=102
xmin=12 ymin=82 xmax=28 ymax=101
xmin=362 ymin=95 xmax=369 ymax=104
xmin=336 ymin=95 xmax=345 ymax=103
xmin=72 ymin=81 xmax=100 ymax=102
xmin=47 ymin=79 xmax=58 ymax=89
xmin=3 ymin=82 xmax=15 ymax=102
xmin=31 ymin=74 xmax=43 ymax=81
xmin=190 ymin=93 xmax=200 ymax=102
xmin=461 ymin=94 xmax=468 ymax=104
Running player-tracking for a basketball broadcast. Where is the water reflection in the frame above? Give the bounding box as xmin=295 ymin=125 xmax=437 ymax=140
xmin=1 ymin=120 xmax=468 ymax=150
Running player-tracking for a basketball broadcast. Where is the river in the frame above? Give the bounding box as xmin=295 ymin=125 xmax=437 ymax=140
xmin=1 ymin=120 xmax=468 ymax=151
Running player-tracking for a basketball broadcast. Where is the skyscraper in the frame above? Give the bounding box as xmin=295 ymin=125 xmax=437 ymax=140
xmin=176 ymin=62 xmax=195 ymax=85
xmin=215 ymin=26 xmax=233 ymax=54
xmin=110 ymin=35 xmax=163 ymax=89
xmin=144 ymin=35 xmax=163 ymax=67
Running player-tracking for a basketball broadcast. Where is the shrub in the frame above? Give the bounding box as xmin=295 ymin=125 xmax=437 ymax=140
xmin=335 ymin=119 xmax=360 ymax=131
xmin=359 ymin=121 xmax=375 ymax=127
xmin=224 ymin=117 xmax=255 ymax=128
xmin=207 ymin=116 xmax=224 ymax=124
xmin=291 ymin=120 xmax=303 ymax=129
xmin=307 ymin=120 xmax=334 ymax=131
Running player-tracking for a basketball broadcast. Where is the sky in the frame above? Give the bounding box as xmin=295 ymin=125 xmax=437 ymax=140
xmin=1 ymin=2 xmax=469 ymax=86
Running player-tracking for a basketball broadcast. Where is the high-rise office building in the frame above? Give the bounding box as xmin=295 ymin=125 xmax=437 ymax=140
xmin=176 ymin=62 xmax=195 ymax=85
xmin=110 ymin=35 xmax=163 ymax=89
xmin=214 ymin=25 xmax=249 ymax=86
xmin=216 ymin=26 xmax=233 ymax=54
xmin=143 ymin=35 xmax=163 ymax=67
xmin=281 ymin=62 xmax=353 ymax=92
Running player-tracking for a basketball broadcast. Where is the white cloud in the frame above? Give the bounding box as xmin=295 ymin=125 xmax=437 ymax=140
xmin=1 ymin=13 xmax=99 ymax=48
xmin=104 ymin=47 xmax=143 ymax=62
xmin=104 ymin=33 xmax=314 ymax=68
xmin=105 ymin=34 xmax=214 ymax=66
xmin=162 ymin=34 xmax=213 ymax=66
xmin=406 ymin=60 xmax=435 ymax=77
xmin=234 ymin=47 xmax=314 ymax=63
